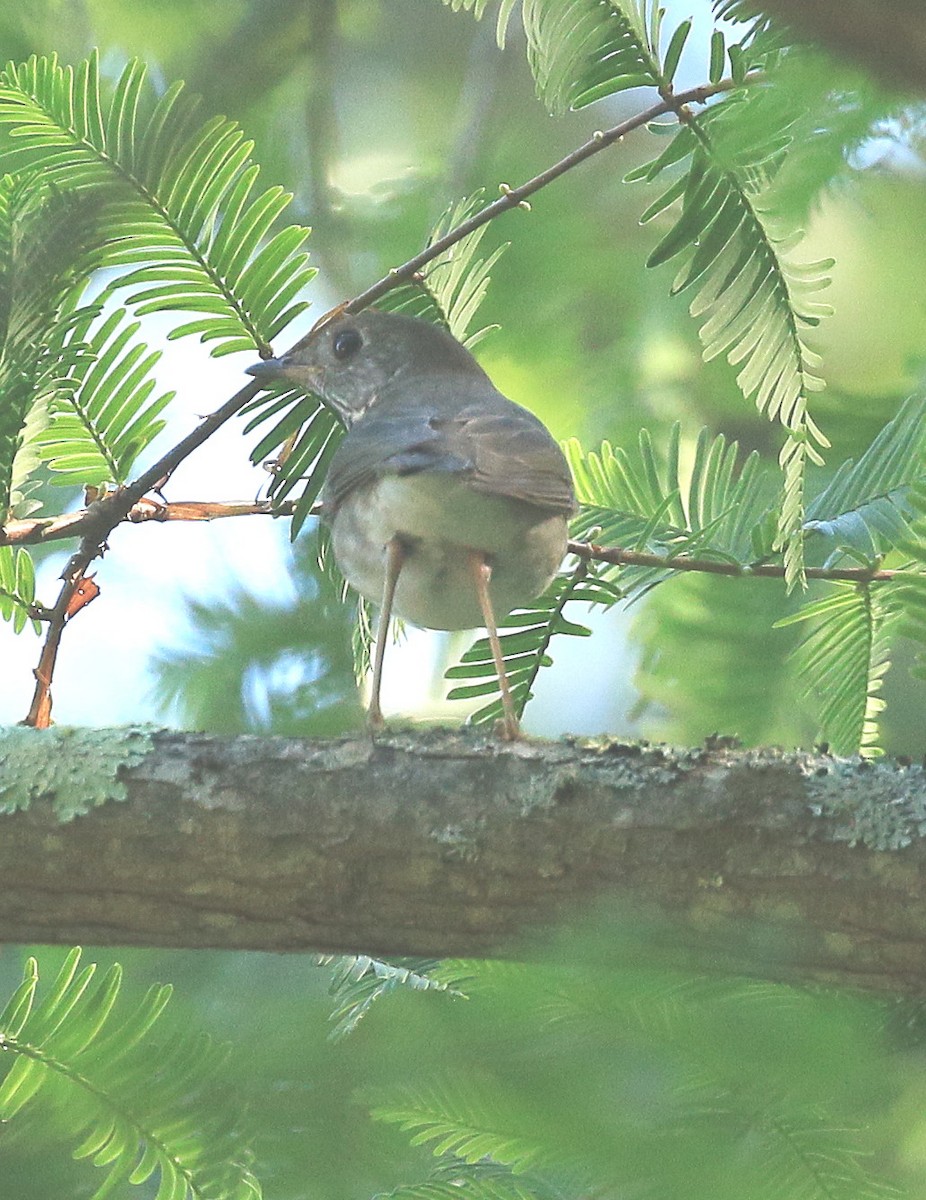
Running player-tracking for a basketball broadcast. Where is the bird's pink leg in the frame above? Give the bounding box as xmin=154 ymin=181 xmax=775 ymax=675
xmin=467 ymin=550 xmax=520 ymax=740
xmin=369 ymin=536 xmax=405 ymax=731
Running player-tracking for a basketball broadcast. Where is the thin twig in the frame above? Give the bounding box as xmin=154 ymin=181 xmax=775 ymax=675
xmin=6 ymin=494 xmax=902 ymax=585
xmin=345 ymin=76 xmax=747 ymax=315
xmin=23 ymin=558 xmax=95 ymax=727
xmin=568 ymin=540 xmax=898 ymax=583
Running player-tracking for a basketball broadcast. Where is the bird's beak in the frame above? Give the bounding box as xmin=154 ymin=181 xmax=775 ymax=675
xmin=246 ymin=357 xmax=324 ymax=393
xmin=246 ymin=357 xmax=288 ymax=385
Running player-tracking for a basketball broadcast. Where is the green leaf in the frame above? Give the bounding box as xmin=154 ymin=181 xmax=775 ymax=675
xmin=0 ymin=545 xmax=39 ymax=633
xmin=0 ymin=948 xmax=260 ymax=1200
xmin=0 ymin=51 xmax=315 ymax=357
xmin=380 ymin=191 xmax=507 ymax=348
xmin=709 ymin=30 xmax=726 ymax=83
xmin=36 ymin=308 xmax=174 ymax=488
xmin=518 ymin=0 xmax=662 ymax=115
xmin=889 ymin=482 xmax=926 ymax=680
xmin=804 ymin=394 xmax=926 ymax=560
xmin=566 ymin=424 xmax=775 ymax=580
xmin=632 ymin=90 xmax=833 ymax=587
xmin=315 ymin=955 xmax=468 ymax=1042
xmin=662 ymin=19 xmax=692 ymax=84
xmin=0 ymin=175 xmax=106 ymax=520
xmin=372 ymin=1085 xmax=542 ymax=1173
xmin=776 ymin=582 xmax=897 ymax=756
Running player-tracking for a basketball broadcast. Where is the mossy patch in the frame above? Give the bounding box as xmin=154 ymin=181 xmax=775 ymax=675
xmin=0 ymin=725 xmax=155 ymax=821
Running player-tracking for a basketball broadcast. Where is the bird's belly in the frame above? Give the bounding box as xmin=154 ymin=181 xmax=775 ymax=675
xmin=329 ymin=475 xmax=568 ymax=630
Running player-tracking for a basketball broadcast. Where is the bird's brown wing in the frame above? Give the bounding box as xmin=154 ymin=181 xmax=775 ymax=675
xmin=323 ymin=374 xmax=576 ymax=516
xmin=449 ymin=403 xmax=576 ymax=514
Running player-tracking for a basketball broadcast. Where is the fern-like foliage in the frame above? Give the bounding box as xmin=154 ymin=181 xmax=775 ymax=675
xmin=889 ymin=481 xmax=926 ymax=681
xmin=0 ymin=545 xmax=38 ymax=632
xmin=630 ymin=102 xmax=831 ymax=590
xmin=0 ymin=175 xmax=103 ymax=519
xmin=446 ymin=565 xmax=620 ymax=726
xmin=0 ymin=51 xmax=314 ymax=356
xmin=36 ymin=307 xmax=174 ymax=488
xmin=315 ymin=955 xmax=467 ymax=1042
xmin=372 ymin=1085 xmax=543 ymax=1174
xmin=369 ymin=934 xmax=901 ymax=1200
xmin=0 ymin=176 xmax=111 ymax=630
xmin=445 ymin=1 xmax=832 ymax=587
xmin=0 ymin=947 xmax=260 ymax=1199
xmin=804 ymin=393 xmax=926 ymax=562
xmin=632 ymin=571 xmax=804 ymax=745
xmin=374 ymin=1159 xmax=563 ymax=1200
xmin=567 ymin=422 xmax=775 ymax=576
xmin=767 ymin=397 xmax=926 ymax=752
xmin=777 ymin=583 xmax=897 ymax=756
xmin=521 ymin=0 xmax=663 ymax=113
xmin=378 ymin=191 xmax=506 ymax=350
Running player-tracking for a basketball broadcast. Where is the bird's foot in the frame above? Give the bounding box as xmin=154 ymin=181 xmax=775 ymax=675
xmin=495 ymin=715 xmax=522 ymax=741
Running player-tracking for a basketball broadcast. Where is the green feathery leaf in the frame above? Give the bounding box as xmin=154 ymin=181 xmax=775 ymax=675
xmin=0 ymin=545 xmax=38 ymax=632
xmin=634 ymin=100 xmax=832 ymax=588
xmin=36 ymin=308 xmax=174 ymax=488
xmin=633 ymin=572 xmax=804 ymax=746
xmin=776 ymin=583 xmax=897 ymax=756
xmin=372 ymin=1085 xmax=543 ymax=1173
xmin=891 ymin=482 xmax=926 ymax=680
xmin=0 ymin=175 xmax=104 ymax=519
xmin=0 ymin=51 xmax=314 ymax=356
xmin=804 ymin=393 xmax=926 ymax=561
xmin=566 ymin=424 xmax=775 ymax=583
xmin=374 ymin=1160 xmax=563 ymax=1200
xmin=379 ymin=192 xmax=506 ymax=349
xmin=0 ymin=947 xmax=260 ymax=1200
xmin=315 ymin=956 xmax=468 ymax=1042
xmin=519 ymin=0 xmax=662 ymax=114
xmin=446 ymin=564 xmax=620 ymax=725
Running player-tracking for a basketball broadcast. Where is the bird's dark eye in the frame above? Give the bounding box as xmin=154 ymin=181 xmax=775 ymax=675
xmin=332 ymin=327 xmax=363 ymax=361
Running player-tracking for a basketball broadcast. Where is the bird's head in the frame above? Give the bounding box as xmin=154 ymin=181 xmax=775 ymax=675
xmin=246 ymin=309 xmax=487 ymax=426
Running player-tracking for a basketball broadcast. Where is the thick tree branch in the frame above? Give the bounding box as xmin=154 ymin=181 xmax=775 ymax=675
xmin=1 ymin=728 xmax=924 ymax=994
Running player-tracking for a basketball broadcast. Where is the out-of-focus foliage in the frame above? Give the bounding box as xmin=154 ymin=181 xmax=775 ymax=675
xmin=364 ymin=918 xmax=907 ymax=1200
xmin=0 ymin=948 xmax=259 ymax=1199
xmin=1 ymin=919 xmax=919 ymax=1200
xmin=151 ymin=537 xmax=362 ymax=736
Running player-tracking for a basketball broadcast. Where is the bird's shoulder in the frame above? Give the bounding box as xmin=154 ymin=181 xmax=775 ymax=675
xmin=324 ymin=372 xmax=576 ymax=516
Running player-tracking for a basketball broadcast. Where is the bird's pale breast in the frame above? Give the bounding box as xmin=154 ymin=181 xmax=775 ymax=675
xmin=330 ymin=473 xmax=568 ymax=630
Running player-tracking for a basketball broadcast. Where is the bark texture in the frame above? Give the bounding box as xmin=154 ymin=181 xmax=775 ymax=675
xmin=1 ymin=727 xmax=925 ymax=993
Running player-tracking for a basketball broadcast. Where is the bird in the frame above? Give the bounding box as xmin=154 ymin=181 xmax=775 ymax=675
xmin=247 ymin=308 xmax=576 ymax=739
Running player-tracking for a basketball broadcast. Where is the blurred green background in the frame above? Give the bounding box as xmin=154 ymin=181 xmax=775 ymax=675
xmin=2 ymin=1 xmax=926 ymax=1196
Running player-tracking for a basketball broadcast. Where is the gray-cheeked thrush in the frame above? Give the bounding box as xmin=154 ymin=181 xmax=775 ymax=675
xmin=247 ymin=310 xmax=576 ymax=739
